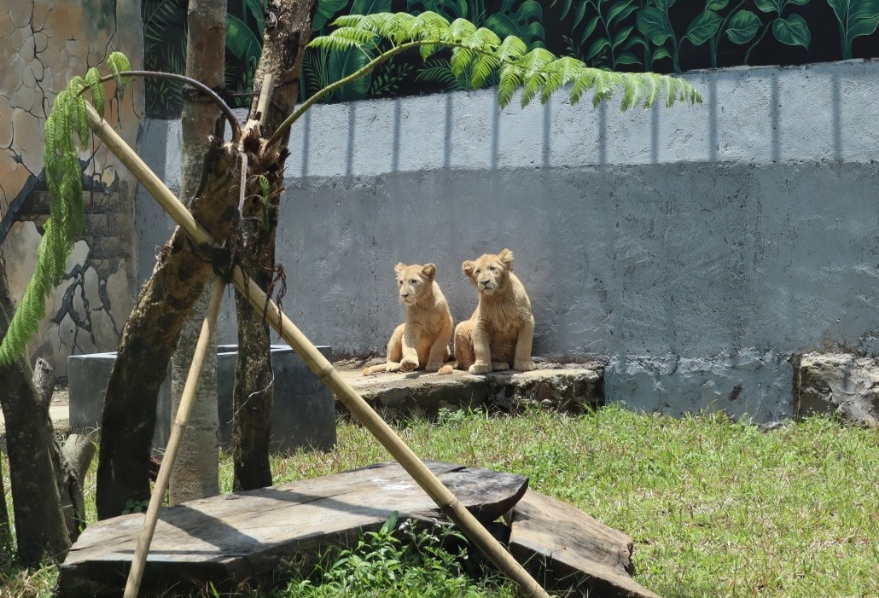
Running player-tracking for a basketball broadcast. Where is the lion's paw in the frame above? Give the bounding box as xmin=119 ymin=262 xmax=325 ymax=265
xmin=386 ymin=362 xmax=402 ymax=372
xmin=400 ymin=357 xmax=419 ymax=372
xmin=492 ymin=362 xmax=510 ymax=371
xmin=468 ymin=363 xmax=492 ymax=375
xmin=437 ymin=364 xmax=454 ymax=375
xmin=514 ymin=360 xmax=536 ymax=371
xmin=425 ymin=360 xmax=444 ymax=372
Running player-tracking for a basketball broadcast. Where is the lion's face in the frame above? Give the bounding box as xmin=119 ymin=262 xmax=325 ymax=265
xmin=394 ymin=262 xmax=437 ymax=306
xmin=463 ymin=249 xmax=513 ymax=296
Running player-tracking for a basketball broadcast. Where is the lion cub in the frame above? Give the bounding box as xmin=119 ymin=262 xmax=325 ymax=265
xmin=363 ymin=262 xmax=454 ymax=375
xmin=445 ymin=248 xmax=536 ymax=375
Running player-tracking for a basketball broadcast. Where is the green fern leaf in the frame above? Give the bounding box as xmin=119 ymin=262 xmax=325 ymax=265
xmin=413 ymin=11 xmax=450 ymax=42
xmin=299 ymin=13 xmax=702 ymax=140
xmin=449 ymin=47 xmax=473 ymax=77
xmin=470 ymin=52 xmax=499 ymax=88
xmin=620 ymin=76 xmax=640 ymax=111
xmin=496 ymin=35 xmax=527 ymax=63
xmin=85 ymin=67 xmax=106 ymax=116
xmin=640 ymin=73 xmax=659 ymax=108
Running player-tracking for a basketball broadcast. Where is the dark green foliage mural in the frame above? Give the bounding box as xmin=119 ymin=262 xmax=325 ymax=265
xmin=143 ymin=0 xmax=879 ymax=118
xmin=142 ymin=0 xmax=267 ymax=118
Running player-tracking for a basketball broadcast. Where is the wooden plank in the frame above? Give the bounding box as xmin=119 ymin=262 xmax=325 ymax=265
xmin=508 ymin=490 xmax=661 ymax=598
xmin=57 ymin=461 xmax=527 ymax=597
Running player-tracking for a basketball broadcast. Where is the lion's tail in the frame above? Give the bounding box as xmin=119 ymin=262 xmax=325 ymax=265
xmin=362 ymin=363 xmax=389 ymax=376
xmin=437 ymin=362 xmax=456 ymax=375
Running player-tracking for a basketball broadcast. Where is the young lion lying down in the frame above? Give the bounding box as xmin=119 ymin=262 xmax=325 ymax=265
xmin=442 ymin=248 xmax=536 ymax=375
xmin=363 ymin=262 xmax=454 ymax=375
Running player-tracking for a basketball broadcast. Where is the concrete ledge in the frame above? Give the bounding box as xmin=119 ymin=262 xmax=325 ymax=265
xmin=337 ymin=361 xmax=605 ymax=420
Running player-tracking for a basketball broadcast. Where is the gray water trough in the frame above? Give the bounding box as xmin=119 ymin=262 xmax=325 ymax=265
xmin=67 ymin=344 xmax=336 ymax=453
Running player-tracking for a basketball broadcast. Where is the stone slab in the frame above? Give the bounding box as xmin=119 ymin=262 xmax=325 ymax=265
xmin=797 ymin=352 xmax=879 ymax=427
xmin=343 ymin=361 xmax=604 ymax=419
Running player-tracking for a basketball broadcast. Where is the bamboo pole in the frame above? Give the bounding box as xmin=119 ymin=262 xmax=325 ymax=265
xmin=122 ymin=276 xmax=226 ymax=598
xmin=86 ymin=104 xmax=551 ymax=598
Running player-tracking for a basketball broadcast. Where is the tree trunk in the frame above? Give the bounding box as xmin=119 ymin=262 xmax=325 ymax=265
xmin=168 ymin=0 xmax=226 ymax=506
xmin=96 ymin=0 xmax=316 ymax=515
xmin=232 ymin=0 xmax=317 ymax=492
xmin=32 ymin=358 xmax=91 ymax=543
xmin=96 ymin=140 xmax=240 ymax=519
xmin=0 ymin=254 xmax=70 ymax=565
xmin=0 ymin=453 xmax=10 ymax=550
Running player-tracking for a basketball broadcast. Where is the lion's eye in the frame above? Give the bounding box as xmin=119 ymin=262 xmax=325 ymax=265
xmin=398 ymin=280 xmax=403 ymax=285
xmin=410 ymin=279 xmax=418 ymax=284
xmin=474 ymin=269 xmax=481 ymax=274
xmin=489 ymin=266 xmax=497 ymax=272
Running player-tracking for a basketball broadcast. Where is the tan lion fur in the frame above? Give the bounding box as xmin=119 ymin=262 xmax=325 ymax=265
xmin=441 ymin=248 xmax=536 ymax=375
xmin=363 ymin=262 xmax=454 ymax=376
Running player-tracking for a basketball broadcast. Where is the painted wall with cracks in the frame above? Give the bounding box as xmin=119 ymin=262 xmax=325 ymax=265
xmin=0 ymin=0 xmax=143 ymax=376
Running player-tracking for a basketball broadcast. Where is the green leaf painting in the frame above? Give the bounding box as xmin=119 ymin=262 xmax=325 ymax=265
xmin=686 ymin=10 xmax=723 ymax=45
xmin=827 ymin=0 xmax=879 ymax=58
xmin=772 ymin=13 xmax=811 ymax=46
xmin=725 ymin=10 xmax=761 ymax=44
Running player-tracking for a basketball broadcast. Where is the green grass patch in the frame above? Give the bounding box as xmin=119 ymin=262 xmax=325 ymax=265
xmin=4 ymin=407 xmax=879 ymax=597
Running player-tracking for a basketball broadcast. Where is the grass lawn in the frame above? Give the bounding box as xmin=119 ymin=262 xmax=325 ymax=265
xmin=3 ymin=406 xmax=878 ymax=597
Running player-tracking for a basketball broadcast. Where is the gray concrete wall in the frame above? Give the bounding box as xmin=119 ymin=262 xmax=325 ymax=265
xmin=136 ymin=60 xmax=879 ymax=422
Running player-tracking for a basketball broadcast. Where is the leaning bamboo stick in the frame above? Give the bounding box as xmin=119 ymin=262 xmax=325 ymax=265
xmin=86 ymin=104 xmax=550 ymax=598
xmin=122 ymin=276 xmax=226 ymax=598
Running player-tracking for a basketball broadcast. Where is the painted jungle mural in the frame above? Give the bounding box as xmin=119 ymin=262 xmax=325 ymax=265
xmin=145 ymin=0 xmax=879 ymax=116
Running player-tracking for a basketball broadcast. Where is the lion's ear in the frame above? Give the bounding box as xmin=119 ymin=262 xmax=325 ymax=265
xmin=498 ymin=249 xmax=514 ymax=268
xmin=462 ymin=260 xmax=476 ymax=279
xmin=422 ymin=263 xmax=437 ymax=279
xmin=394 ymin=262 xmax=406 ymax=275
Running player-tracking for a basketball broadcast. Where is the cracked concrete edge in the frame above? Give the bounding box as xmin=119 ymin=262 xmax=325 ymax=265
xmin=337 ymin=363 xmax=606 ymax=420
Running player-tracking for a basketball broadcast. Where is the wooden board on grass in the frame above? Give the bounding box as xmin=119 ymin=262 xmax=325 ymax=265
xmin=57 ymin=461 xmax=527 ymax=597
xmin=508 ymin=489 xmax=662 ymax=598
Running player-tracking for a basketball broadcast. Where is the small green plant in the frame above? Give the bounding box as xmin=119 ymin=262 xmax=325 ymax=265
xmin=121 ymin=498 xmax=151 ymax=515
xmin=287 ymin=512 xmax=511 ymax=597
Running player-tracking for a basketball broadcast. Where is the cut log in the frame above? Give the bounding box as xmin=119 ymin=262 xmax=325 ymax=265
xmin=57 ymin=461 xmax=527 ymax=597
xmin=508 ymin=490 xmax=661 ymax=598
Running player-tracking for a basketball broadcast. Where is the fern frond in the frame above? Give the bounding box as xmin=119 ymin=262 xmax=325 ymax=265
xmin=620 ymin=75 xmax=640 ymax=112
xmin=540 ymin=56 xmax=583 ymax=104
xmin=518 ymin=48 xmax=554 ymax=108
xmin=412 ymin=11 xmax=451 ymax=42
xmin=107 ymin=51 xmax=131 ymax=85
xmin=0 ymin=53 xmax=132 ymax=366
xmin=0 ymin=220 xmax=57 ymax=365
xmin=470 ymin=52 xmax=499 ymax=88
xmin=640 ymin=72 xmax=659 ymax=109
xmin=497 ymin=62 xmax=524 ymax=108
xmin=84 ymin=67 xmax=106 ymax=116
xmin=449 ymin=47 xmax=474 ymax=77
xmin=448 ymin=18 xmax=477 ymax=43
xmin=296 ymin=13 xmax=702 ymax=143
xmin=496 ymin=35 xmax=527 ymax=63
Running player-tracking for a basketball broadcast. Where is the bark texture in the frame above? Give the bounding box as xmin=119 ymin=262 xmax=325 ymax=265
xmin=0 ymin=256 xmax=70 ymax=564
xmin=232 ymin=0 xmax=317 ymax=491
xmin=169 ymin=0 xmax=226 ymax=506
xmin=96 ymin=140 xmax=240 ymax=519
xmin=33 ymin=358 xmax=89 ymax=542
